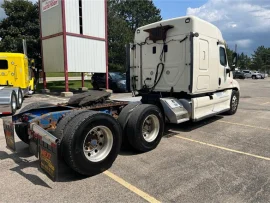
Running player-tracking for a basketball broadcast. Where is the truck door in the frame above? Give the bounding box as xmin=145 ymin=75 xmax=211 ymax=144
xmin=196 ymin=38 xmax=210 ymax=92
xmin=218 ymin=46 xmax=228 ymax=89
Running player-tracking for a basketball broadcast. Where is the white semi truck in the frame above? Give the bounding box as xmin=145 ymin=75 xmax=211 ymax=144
xmin=3 ymin=16 xmax=239 ymax=180
xmin=121 ymin=16 xmax=240 ymax=151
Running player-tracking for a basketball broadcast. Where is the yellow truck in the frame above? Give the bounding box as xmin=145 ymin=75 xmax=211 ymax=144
xmin=0 ymin=52 xmax=36 ymax=114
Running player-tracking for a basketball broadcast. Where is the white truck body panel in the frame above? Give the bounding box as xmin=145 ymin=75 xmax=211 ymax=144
xmin=130 ymin=16 xmax=239 ymax=95
xmin=130 ymin=16 xmax=240 ymax=123
xmin=192 ymin=89 xmax=231 ymax=121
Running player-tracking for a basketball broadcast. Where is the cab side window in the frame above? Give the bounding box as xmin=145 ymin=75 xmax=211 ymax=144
xmin=0 ymin=60 xmax=8 ymax=69
xmin=219 ymin=47 xmax=227 ymax=66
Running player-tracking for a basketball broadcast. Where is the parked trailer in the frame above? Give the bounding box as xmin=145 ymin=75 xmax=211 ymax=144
xmin=2 ymin=16 xmax=240 ymax=181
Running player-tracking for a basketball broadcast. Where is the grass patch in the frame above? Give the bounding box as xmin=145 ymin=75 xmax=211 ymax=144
xmin=46 ymin=72 xmax=82 ymax=77
xmin=37 ymin=80 xmax=93 ymax=92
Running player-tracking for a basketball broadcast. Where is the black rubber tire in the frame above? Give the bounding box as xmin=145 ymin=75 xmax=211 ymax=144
xmin=62 ymin=111 xmax=122 ymax=176
xmin=226 ymin=90 xmax=240 ymax=115
xmin=126 ymin=104 xmax=164 ymax=152
xmin=10 ymin=90 xmax=17 ymax=115
xmin=16 ymin=88 xmax=23 ymax=109
xmin=92 ymin=83 xmax=99 ymax=90
xmin=54 ymin=110 xmax=89 ymax=150
xmin=15 ymin=102 xmax=53 ymax=144
xmin=117 ymin=102 xmax=141 ymax=148
xmin=252 ymin=75 xmax=256 ymax=79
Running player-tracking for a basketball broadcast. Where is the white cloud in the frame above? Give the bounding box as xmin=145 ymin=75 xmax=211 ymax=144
xmin=187 ymin=0 xmax=270 ymax=55
xmin=227 ymin=39 xmax=253 ymax=49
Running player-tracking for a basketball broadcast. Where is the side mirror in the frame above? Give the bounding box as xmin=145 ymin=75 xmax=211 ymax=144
xmin=226 ymin=68 xmax=231 ymax=74
xmin=232 ymin=52 xmax=238 ymax=69
xmin=29 ymin=59 xmax=35 ymax=68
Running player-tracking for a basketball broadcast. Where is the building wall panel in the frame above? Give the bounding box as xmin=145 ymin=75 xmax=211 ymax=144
xmin=40 ymin=0 xmax=63 ymax=37
xmin=65 ymin=0 xmax=80 ymax=34
xmin=82 ymin=0 xmax=105 ymax=38
xmin=66 ymin=36 xmax=106 ymax=73
xmin=43 ymin=36 xmax=64 ymax=72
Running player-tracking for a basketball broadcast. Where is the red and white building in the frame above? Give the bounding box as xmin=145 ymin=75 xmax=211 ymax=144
xmin=40 ymin=0 xmax=108 ymax=91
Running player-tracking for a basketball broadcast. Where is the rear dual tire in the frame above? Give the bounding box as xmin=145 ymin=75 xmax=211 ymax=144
xmin=58 ymin=111 xmax=122 ymax=176
xmin=16 ymin=88 xmax=23 ymax=109
xmin=118 ymin=104 xmax=164 ymax=152
xmin=15 ymin=102 xmax=53 ymax=144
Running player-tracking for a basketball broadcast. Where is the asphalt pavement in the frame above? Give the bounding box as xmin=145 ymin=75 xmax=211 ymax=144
xmin=0 ymin=78 xmax=270 ymax=202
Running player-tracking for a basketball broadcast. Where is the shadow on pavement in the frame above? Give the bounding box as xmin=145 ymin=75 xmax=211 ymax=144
xmin=0 ymin=142 xmax=51 ymax=188
xmin=0 ymin=115 xmax=224 ymax=183
xmin=119 ymin=116 xmax=224 ymax=156
xmin=0 ymin=143 xmax=99 ymax=184
xmin=165 ymin=116 xmax=224 ymax=135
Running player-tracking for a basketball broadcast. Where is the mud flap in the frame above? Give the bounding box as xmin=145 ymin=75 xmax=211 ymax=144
xmin=2 ymin=118 xmax=16 ymax=151
xmin=30 ymin=123 xmax=59 ymax=181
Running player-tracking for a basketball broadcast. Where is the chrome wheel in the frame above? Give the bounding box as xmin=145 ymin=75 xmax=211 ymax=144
xmin=142 ymin=114 xmax=160 ymax=142
xmin=232 ymin=95 xmax=238 ymax=111
xmin=18 ymin=91 xmax=22 ymax=106
xmin=83 ymin=126 xmax=113 ymax=162
xmin=12 ymin=94 xmax=17 ymax=110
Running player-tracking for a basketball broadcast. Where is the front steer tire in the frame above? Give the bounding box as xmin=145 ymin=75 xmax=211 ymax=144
xmin=16 ymin=88 xmax=23 ymax=109
xmin=126 ymin=104 xmax=164 ymax=152
xmin=10 ymin=90 xmax=17 ymax=115
xmin=226 ymin=90 xmax=239 ymax=115
xmin=61 ymin=111 xmax=122 ymax=176
xmin=15 ymin=102 xmax=53 ymax=144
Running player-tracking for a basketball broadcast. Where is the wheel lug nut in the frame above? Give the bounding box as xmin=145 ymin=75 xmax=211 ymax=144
xmin=95 ymin=149 xmax=98 ymax=153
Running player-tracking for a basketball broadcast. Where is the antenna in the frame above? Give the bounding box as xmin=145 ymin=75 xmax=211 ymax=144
xmin=23 ymin=39 xmax=28 ymax=56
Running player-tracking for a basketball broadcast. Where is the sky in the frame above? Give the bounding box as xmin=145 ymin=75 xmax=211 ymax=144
xmin=1 ymin=0 xmax=270 ymax=55
xmin=153 ymin=0 xmax=270 ymax=56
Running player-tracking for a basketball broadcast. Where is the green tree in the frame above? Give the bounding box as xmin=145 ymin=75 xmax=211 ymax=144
xmin=251 ymin=46 xmax=270 ymax=73
xmin=108 ymin=0 xmax=133 ymax=71
xmin=0 ymin=0 xmax=41 ymax=68
xmin=116 ymin=0 xmax=162 ymax=32
xmin=108 ymin=0 xmax=162 ymax=71
xmin=238 ymin=52 xmax=251 ymax=70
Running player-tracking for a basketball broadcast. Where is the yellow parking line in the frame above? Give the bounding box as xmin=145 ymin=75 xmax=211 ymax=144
xmin=261 ymin=102 xmax=270 ymax=105
xmin=175 ymin=135 xmax=270 ymax=161
xmin=104 ymin=171 xmax=161 ymax=203
xmin=217 ymin=120 xmax=270 ymax=131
